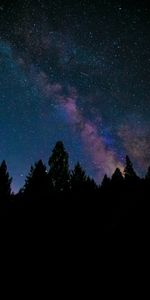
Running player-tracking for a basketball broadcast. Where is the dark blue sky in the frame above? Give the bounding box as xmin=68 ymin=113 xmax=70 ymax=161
xmin=0 ymin=0 xmax=150 ymax=191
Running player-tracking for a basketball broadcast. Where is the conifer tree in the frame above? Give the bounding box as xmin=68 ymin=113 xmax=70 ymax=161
xmin=145 ymin=166 xmax=150 ymax=181
xmin=70 ymin=162 xmax=87 ymax=192
xmin=23 ymin=160 xmax=49 ymax=199
xmin=124 ymin=156 xmax=137 ymax=180
xmin=48 ymin=141 xmax=70 ymax=192
xmin=0 ymin=160 xmax=12 ymax=200
xmin=101 ymin=174 xmax=110 ymax=190
xmin=111 ymin=168 xmax=124 ymax=185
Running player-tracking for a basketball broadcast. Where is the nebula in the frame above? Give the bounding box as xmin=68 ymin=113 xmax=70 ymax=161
xmin=118 ymin=124 xmax=150 ymax=172
xmin=1 ymin=0 xmax=149 ymax=190
xmin=33 ymin=70 xmax=123 ymax=179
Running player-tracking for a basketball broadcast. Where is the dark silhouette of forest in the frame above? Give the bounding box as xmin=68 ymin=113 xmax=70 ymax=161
xmin=0 ymin=141 xmax=150 ymax=234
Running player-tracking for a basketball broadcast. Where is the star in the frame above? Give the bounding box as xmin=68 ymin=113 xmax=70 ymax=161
xmin=0 ymin=0 xmax=150 ymax=191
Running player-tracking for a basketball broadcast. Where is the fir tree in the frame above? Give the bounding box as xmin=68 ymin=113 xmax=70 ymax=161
xmin=0 ymin=160 xmax=12 ymax=200
xmin=48 ymin=141 xmax=70 ymax=192
xmin=111 ymin=168 xmax=124 ymax=185
xmin=124 ymin=156 xmax=137 ymax=180
xmin=101 ymin=174 xmax=110 ymax=190
xmin=70 ymin=162 xmax=87 ymax=192
xmin=23 ymin=160 xmax=49 ymax=199
xmin=145 ymin=166 xmax=150 ymax=181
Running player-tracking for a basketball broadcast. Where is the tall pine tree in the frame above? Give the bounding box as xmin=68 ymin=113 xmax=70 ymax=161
xmin=145 ymin=166 xmax=150 ymax=181
xmin=111 ymin=168 xmax=124 ymax=186
xmin=23 ymin=160 xmax=49 ymax=200
xmin=101 ymin=174 xmax=110 ymax=190
xmin=70 ymin=162 xmax=87 ymax=192
xmin=124 ymin=156 xmax=137 ymax=181
xmin=48 ymin=141 xmax=70 ymax=192
xmin=0 ymin=160 xmax=12 ymax=200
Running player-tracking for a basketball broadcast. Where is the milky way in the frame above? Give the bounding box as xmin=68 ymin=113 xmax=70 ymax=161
xmin=0 ymin=0 xmax=150 ymax=191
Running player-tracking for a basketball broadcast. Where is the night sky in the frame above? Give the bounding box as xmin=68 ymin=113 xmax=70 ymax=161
xmin=0 ymin=0 xmax=150 ymax=192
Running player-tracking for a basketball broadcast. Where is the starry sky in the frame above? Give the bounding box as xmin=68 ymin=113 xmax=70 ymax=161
xmin=0 ymin=0 xmax=150 ymax=192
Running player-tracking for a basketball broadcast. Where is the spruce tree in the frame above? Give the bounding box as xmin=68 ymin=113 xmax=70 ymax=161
xmin=145 ymin=166 xmax=150 ymax=181
xmin=70 ymin=162 xmax=87 ymax=192
xmin=0 ymin=160 xmax=12 ymax=200
xmin=124 ymin=156 xmax=137 ymax=180
xmin=86 ymin=176 xmax=97 ymax=192
xmin=101 ymin=174 xmax=110 ymax=190
xmin=23 ymin=160 xmax=49 ymax=199
xmin=48 ymin=141 xmax=69 ymax=192
xmin=111 ymin=168 xmax=124 ymax=185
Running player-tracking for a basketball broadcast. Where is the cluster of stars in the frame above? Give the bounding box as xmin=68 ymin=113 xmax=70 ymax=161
xmin=0 ymin=0 xmax=150 ymax=191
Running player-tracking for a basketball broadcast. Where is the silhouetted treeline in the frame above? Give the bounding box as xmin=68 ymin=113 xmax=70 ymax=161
xmin=0 ymin=141 xmax=150 ymax=234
